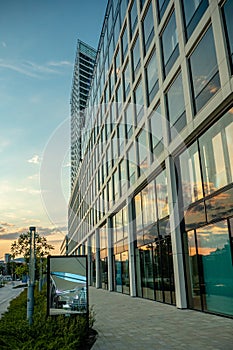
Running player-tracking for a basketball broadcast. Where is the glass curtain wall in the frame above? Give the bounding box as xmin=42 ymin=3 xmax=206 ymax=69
xmin=113 ymin=206 xmax=130 ymax=294
xmin=134 ymin=173 xmax=176 ymax=305
xmin=99 ymin=224 xmax=108 ymax=290
xmin=91 ymin=233 xmax=96 ymax=287
xmin=178 ymin=110 xmax=233 ymax=316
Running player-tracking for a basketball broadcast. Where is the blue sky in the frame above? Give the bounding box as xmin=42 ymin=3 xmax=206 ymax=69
xmin=0 ymin=0 xmax=107 ymax=258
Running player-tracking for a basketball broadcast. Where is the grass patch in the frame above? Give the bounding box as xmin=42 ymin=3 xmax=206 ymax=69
xmin=0 ymin=286 xmax=96 ymax=350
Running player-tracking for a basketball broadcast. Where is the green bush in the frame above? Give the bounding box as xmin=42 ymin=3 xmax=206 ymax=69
xmin=0 ymin=286 xmax=95 ymax=350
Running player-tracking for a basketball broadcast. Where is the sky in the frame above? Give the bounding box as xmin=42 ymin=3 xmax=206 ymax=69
xmin=0 ymin=0 xmax=107 ymax=259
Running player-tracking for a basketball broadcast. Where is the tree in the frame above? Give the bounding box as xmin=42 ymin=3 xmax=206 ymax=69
xmin=11 ymin=232 xmax=54 ymax=260
xmin=11 ymin=232 xmax=55 ymax=279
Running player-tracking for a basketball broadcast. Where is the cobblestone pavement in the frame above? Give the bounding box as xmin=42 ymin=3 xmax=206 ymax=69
xmin=89 ymin=287 xmax=233 ymax=350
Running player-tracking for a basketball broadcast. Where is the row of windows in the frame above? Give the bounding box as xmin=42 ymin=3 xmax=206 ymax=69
xmin=69 ymin=0 xmax=233 ymax=243
xmin=81 ymin=0 xmax=233 ymax=160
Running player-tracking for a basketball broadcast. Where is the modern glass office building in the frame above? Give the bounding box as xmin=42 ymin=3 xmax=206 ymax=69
xmin=66 ymin=0 xmax=233 ymax=318
xmin=70 ymin=40 xmax=97 ymax=190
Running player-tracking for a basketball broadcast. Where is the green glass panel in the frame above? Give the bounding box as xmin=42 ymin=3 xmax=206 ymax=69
xmin=196 ymin=221 xmax=233 ymax=316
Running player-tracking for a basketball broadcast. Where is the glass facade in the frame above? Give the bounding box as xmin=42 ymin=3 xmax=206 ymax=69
xmin=142 ymin=1 xmax=154 ymax=55
xmin=179 ymin=111 xmax=233 ymax=316
xmin=182 ymin=0 xmax=208 ymax=39
xmin=161 ymin=11 xmax=179 ymax=77
xmin=166 ymin=71 xmax=186 ymax=139
xmin=189 ymin=26 xmax=220 ymax=113
xmin=68 ymin=0 xmax=233 ymax=318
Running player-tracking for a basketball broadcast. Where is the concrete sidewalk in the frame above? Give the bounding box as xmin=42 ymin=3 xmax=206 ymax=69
xmin=89 ymin=287 xmax=233 ymax=350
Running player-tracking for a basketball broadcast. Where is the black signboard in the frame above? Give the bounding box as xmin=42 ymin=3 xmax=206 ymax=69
xmin=47 ymin=255 xmax=88 ymax=316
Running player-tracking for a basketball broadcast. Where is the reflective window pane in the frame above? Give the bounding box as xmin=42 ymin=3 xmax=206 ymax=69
xmin=182 ymin=0 xmax=208 ymax=39
xmin=145 ymin=50 xmax=159 ymax=105
xmin=196 ymin=221 xmax=233 ymax=316
xmin=125 ymin=102 xmax=134 ymax=139
xmin=123 ymin=61 xmax=130 ymax=100
xmin=121 ymin=25 xmax=128 ymax=62
xmin=156 ymin=169 xmax=169 ymax=219
xmin=157 ymin=0 xmax=169 ymax=21
xmin=179 ymin=141 xmax=203 ymax=207
xmin=166 ymin=72 xmax=186 ymax=139
xmin=129 ymin=0 xmax=138 ymax=38
xmin=149 ymin=105 xmax=164 ymax=160
xmin=142 ymin=2 xmax=154 ymax=55
xmin=189 ymin=26 xmax=220 ymax=113
xmin=127 ymin=142 xmax=136 ymax=186
xmin=137 ymin=128 xmax=148 ymax=176
xmin=134 ymin=80 xmax=144 ymax=124
xmin=199 ymin=112 xmax=233 ymax=195
xmin=132 ymin=35 xmax=141 ymax=77
xmin=161 ymin=11 xmax=179 ymax=77
xmin=223 ymin=0 xmax=233 ymax=72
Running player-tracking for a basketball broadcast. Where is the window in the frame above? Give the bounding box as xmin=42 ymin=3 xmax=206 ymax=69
xmin=189 ymin=26 xmax=220 ymax=113
xmin=117 ymin=120 xmax=125 ymax=154
xmin=142 ymin=181 xmax=157 ymax=227
xmin=114 ymin=11 xmax=121 ymax=46
xmin=145 ymin=50 xmax=159 ymax=105
xmin=113 ymin=169 xmax=120 ymax=203
xmin=127 ymin=142 xmax=136 ymax=186
xmin=179 ymin=141 xmax=203 ymax=208
xmin=115 ymin=49 xmax=121 ymax=81
xmin=161 ymin=11 xmax=179 ymax=77
xmin=123 ymin=61 xmax=130 ymax=100
xmin=134 ymin=80 xmax=144 ymax=124
xmin=157 ymin=0 xmax=170 ymax=21
xmin=116 ymin=81 xmax=123 ymax=117
xmin=121 ymin=25 xmax=128 ymax=63
xmin=222 ymin=0 xmax=233 ymax=72
xmin=149 ymin=104 xmax=164 ymax=159
xmin=129 ymin=0 xmax=138 ymax=38
xmin=166 ymin=72 xmax=186 ymax=140
xmin=132 ymin=35 xmax=141 ymax=78
xmin=182 ymin=0 xmax=208 ymax=39
xmin=140 ymin=0 xmax=146 ymax=10
xmin=121 ymin=0 xmax=128 ymax=24
xmin=142 ymin=2 xmax=154 ymax=55
xmin=156 ymin=169 xmax=169 ymax=219
xmin=125 ymin=102 xmax=134 ymax=139
xmin=199 ymin=112 xmax=233 ymax=195
xmin=120 ymin=159 xmax=127 ymax=195
xmin=109 ymin=68 xmax=114 ymax=98
xmin=137 ymin=128 xmax=148 ymax=176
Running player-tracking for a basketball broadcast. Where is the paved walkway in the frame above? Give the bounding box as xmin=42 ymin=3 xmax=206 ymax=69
xmin=89 ymin=287 xmax=233 ymax=350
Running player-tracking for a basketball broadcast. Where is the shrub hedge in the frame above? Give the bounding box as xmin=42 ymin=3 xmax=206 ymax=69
xmin=0 ymin=286 xmax=95 ymax=350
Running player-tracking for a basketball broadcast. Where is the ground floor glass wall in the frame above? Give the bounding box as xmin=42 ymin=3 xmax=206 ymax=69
xmin=184 ymin=218 xmax=233 ymax=316
xmin=136 ymin=236 xmax=176 ymax=305
xmin=114 ymin=251 xmax=130 ymax=294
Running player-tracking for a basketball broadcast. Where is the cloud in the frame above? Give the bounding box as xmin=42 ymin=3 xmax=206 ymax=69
xmin=47 ymin=60 xmax=72 ymax=67
xmin=16 ymin=187 xmax=41 ymax=195
xmin=0 ymin=59 xmax=71 ymax=78
xmin=0 ymin=222 xmax=15 ymax=227
xmin=0 ymin=139 xmax=10 ymax=152
xmin=0 ymin=226 xmax=27 ymax=240
xmin=28 ymin=154 xmax=41 ymax=164
xmin=63 ymin=161 xmax=71 ymax=168
xmin=27 ymin=173 xmax=39 ymax=180
xmin=2 ymin=41 xmax=6 ymax=48
xmin=0 ymin=227 xmax=7 ymax=233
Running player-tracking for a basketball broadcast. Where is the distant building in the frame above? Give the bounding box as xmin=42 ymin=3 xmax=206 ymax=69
xmin=70 ymin=40 xmax=97 ymax=190
xmin=64 ymin=0 xmax=233 ymax=318
xmin=4 ymin=254 xmax=11 ymax=264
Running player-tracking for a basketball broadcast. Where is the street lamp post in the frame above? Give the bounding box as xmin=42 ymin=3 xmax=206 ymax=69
xmin=27 ymin=226 xmax=36 ymax=326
